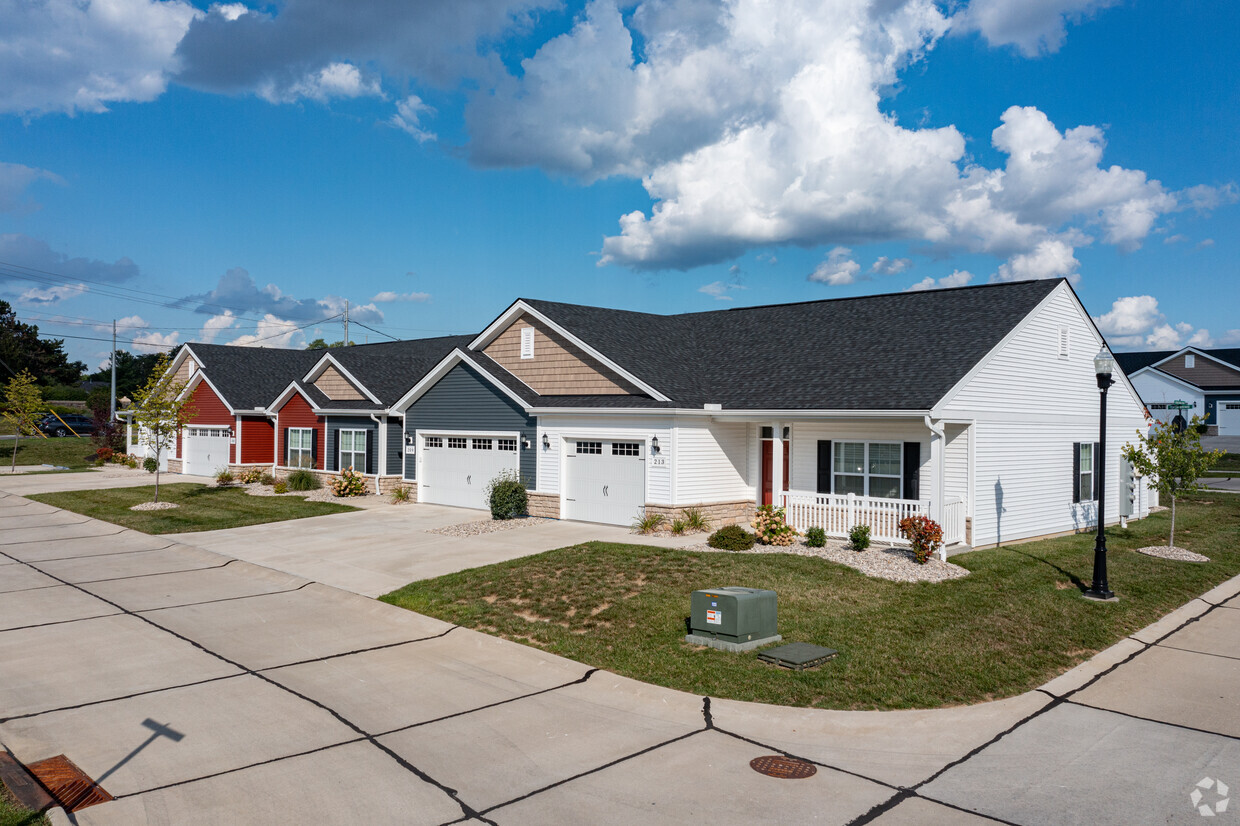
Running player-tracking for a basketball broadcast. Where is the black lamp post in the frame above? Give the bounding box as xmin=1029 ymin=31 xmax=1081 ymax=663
xmin=1085 ymin=347 xmax=1116 ymax=601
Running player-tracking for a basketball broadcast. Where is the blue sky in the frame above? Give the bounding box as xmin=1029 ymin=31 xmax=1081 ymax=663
xmin=0 ymin=0 xmax=1235 ymax=371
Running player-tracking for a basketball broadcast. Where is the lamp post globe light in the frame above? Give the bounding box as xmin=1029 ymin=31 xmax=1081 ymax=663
xmin=1085 ymin=347 xmax=1117 ymax=601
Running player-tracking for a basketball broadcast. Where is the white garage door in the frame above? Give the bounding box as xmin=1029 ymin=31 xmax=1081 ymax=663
xmin=1220 ymin=402 xmax=1240 ymax=436
xmin=421 ymin=435 xmax=519 ymax=510
xmin=183 ymin=426 xmax=231 ymax=476
xmin=564 ymin=439 xmax=646 ymax=526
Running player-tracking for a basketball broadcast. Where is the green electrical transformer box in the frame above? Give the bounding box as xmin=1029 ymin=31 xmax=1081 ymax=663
xmin=690 ymin=587 xmax=778 ymax=644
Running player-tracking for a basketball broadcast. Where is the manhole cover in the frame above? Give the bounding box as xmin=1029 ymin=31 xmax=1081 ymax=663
xmin=750 ymin=755 xmax=817 ymax=779
xmin=25 ymin=754 xmax=112 ymax=812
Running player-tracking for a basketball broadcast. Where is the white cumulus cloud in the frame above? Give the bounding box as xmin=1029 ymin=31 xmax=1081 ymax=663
xmin=18 ymin=283 xmax=88 ymax=304
xmin=199 ymin=311 xmax=238 ymax=343
xmin=993 ymin=238 xmax=1080 ymax=282
xmin=226 ymin=314 xmax=305 ymax=348
xmin=808 ymin=247 xmax=864 ymax=286
xmin=870 ymin=256 xmax=912 ymax=275
xmin=260 ymin=62 xmax=382 ymax=103
xmin=372 ymin=290 xmax=431 ymax=302
xmin=952 ymin=0 xmax=1121 ymax=57
xmin=0 ymin=162 xmax=64 ymax=212
xmin=1093 ymin=295 xmax=1213 ymax=350
xmin=905 ymin=270 xmax=973 ymax=291
xmin=389 ymin=95 xmax=437 ymax=143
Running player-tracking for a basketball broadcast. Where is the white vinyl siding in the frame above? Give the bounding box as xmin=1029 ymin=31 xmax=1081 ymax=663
xmin=938 ymin=284 xmax=1149 ymax=546
xmin=943 ymin=424 xmax=970 ymax=508
xmin=537 ymin=415 xmax=672 ymax=504
xmin=673 ymin=421 xmax=751 ymax=504
xmin=789 ymin=421 xmax=929 ymax=498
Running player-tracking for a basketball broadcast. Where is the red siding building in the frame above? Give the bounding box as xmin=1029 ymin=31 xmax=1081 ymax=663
xmin=276 ymin=392 xmax=324 ymax=470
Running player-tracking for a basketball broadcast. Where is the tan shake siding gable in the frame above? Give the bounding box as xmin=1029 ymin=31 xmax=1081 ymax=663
xmin=314 ymin=365 xmax=366 ymax=400
xmin=1158 ymin=353 xmax=1240 ymax=386
xmin=174 ymin=357 xmax=196 ymax=384
xmin=483 ymin=313 xmax=641 ymax=395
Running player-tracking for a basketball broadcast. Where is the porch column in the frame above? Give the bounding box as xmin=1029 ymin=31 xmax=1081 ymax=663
xmin=770 ymin=420 xmax=784 ymax=508
xmin=928 ymin=419 xmax=946 ymax=561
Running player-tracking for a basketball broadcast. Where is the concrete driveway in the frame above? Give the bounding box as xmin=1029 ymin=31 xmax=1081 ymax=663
xmin=3 ymin=486 xmax=1240 ymax=824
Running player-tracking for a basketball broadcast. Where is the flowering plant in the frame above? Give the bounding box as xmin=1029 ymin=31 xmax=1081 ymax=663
xmin=330 ymin=466 xmax=367 ymax=497
xmin=899 ymin=515 xmax=942 ymax=564
xmin=751 ymin=504 xmax=798 ymax=546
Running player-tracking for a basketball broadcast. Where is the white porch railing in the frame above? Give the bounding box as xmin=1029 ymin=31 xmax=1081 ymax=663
xmin=781 ymin=491 xmax=928 ymax=545
xmin=782 ymin=491 xmax=967 ymax=547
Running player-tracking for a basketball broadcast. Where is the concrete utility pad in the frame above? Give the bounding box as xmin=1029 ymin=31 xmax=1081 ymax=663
xmin=147 ymin=583 xmax=454 ymax=670
xmin=0 ymin=613 xmax=241 ymax=718
xmin=37 ymin=545 xmax=228 ymax=584
xmin=921 ymin=703 xmax=1240 ymax=825
xmin=1073 ymin=645 xmax=1240 ymax=738
xmin=0 ymin=674 xmax=358 ymax=797
xmin=0 ymin=564 xmax=60 ymax=593
xmin=73 ymin=740 xmax=465 ymax=826
xmin=489 ymin=729 xmax=894 ymax=825
xmin=0 ymin=584 xmax=118 ymax=631
xmin=708 ymin=691 xmax=1052 ymax=789
xmin=873 ymin=797 xmax=1003 ymax=824
xmin=84 ymin=561 xmax=308 ymax=613
xmin=0 ymin=531 xmax=173 ymax=563
xmin=379 ymin=672 xmax=705 ymax=812
xmin=267 ymin=627 xmax=590 ymax=734
xmin=1159 ymin=604 xmax=1240 ymax=659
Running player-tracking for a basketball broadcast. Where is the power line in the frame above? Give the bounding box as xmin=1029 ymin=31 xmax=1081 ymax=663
xmin=348 ymin=320 xmax=399 ymax=341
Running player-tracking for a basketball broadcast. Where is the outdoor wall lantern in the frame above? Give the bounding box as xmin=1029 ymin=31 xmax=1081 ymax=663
xmin=542 ymin=434 xmax=550 ymax=450
xmin=1085 ymin=347 xmax=1117 ymax=602
xmin=521 ymin=436 xmax=531 ymax=450
xmin=404 ymin=434 xmax=414 ymax=446
xmin=651 ymin=436 xmax=660 ymax=454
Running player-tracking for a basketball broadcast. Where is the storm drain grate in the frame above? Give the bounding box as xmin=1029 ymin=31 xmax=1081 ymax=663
xmin=25 ymin=754 xmax=113 ymax=812
xmin=750 ymin=755 xmax=817 ymax=779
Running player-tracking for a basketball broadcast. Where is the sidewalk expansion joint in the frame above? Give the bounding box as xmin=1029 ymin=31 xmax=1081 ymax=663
xmin=256 ymin=623 xmax=462 ymax=672
xmin=1063 ymin=700 xmax=1240 ymax=742
xmin=709 ymin=724 xmax=899 ymax=790
xmin=0 ymin=674 xmax=245 ymax=724
xmin=65 ymin=559 xmax=236 ymax=586
xmin=13 ymin=543 xmax=179 ymax=564
xmin=0 ymin=528 xmax=127 ymax=546
xmin=0 ymin=610 xmax=123 ymax=634
xmin=128 ymin=582 xmax=313 ymax=614
xmin=1154 ymin=642 xmax=1240 ymax=662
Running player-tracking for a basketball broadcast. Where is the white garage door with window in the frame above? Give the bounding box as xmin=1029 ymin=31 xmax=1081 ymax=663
xmin=564 ymin=439 xmax=646 ymax=526
xmin=184 ymin=426 xmax=231 ymax=476
xmin=1220 ymin=402 xmax=1240 ymax=436
xmin=421 ymin=434 xmax=519 ymax=509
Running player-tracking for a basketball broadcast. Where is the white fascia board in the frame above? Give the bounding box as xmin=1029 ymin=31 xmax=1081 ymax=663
xmin=302 ymin=353 xmax=381 ymax=404
xmin=527 ymin=406 xmax=930 ymax=418
xmin=176 ymin=371 xmax=237 ymax=416
xmin=467 ymin=299 xmax=671 ymax=402
xmin=316 ymin=408 xmax=385 ymax=416
xmin=167 ymin=343 xmax=204 ymax=379
xmin=391 ymin=349 xmax=533 ymax=413
xmin=1129 ymin=366 xmax=1205 ymax=394
xmin=269 ymin=382 xmax=322 ymax=414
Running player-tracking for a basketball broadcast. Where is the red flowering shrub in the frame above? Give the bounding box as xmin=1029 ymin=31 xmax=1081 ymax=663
xmin=899 ymin=515 xmax=943 ymax=564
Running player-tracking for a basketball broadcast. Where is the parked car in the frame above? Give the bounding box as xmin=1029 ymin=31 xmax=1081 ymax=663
xmin=37 ymin=414 xmax=96 ymax=437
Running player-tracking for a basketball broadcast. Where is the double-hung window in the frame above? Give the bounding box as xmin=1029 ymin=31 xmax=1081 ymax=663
xmin=833 ymin=441 xmax=902 ymax=499
xmin=288 ymin=428 xmax=314 ymax=469
xmin=1078 ymin=443 xmax=1094 ymax=502
xmin=340 ymin=429 xmax=367 ymax=473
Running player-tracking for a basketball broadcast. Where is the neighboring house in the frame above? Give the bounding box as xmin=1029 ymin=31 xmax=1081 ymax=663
xmin=268 ymin=336 xmax=469 ymax=493
xmin=138 ymin=277 xmax=1150 ymax=552
xmin=1117 ymin=347 xmax=1240 ymax=434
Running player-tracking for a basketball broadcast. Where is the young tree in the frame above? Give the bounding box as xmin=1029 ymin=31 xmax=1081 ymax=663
xmin=130 ymin=354 xmax=196 ymax=502
xmin=3 ymin=370 xmax=45 ymax=472
xmin=1121 ymin=414 xmax=1223 ymax=548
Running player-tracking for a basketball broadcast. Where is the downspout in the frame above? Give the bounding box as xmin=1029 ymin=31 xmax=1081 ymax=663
xmin=265 ymin=410 xmax=278 ymax=474
xmin=370 ymin=412 xmax=383 ymax=495
xmin=924 ymin=415 xmax=947 ymax=561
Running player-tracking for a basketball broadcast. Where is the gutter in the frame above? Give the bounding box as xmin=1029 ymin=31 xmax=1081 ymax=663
xmin=369 ymin=413 xmax=383 ymax=495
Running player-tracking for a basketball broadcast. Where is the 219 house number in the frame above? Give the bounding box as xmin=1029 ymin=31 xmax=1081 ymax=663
xmin=651 ymin=456 xmax=667 ymax=466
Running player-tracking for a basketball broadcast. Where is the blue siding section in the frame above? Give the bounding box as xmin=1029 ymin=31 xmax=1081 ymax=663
xmin=386 ymin=419 xmax=404 ymax=477
xmin=323 ymin=415 xmax=378 ymax=474
xmin=404 ymin=363 xmax=536 ymax=486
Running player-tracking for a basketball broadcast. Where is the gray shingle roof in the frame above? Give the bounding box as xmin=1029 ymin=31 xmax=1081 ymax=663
xmin=321 ymin=335 xmax=473 ymax=405
xmin=187 ymin=344 xmax=321 ymax=411
xmin=522 ymin=279 xmax=1062 ymax=410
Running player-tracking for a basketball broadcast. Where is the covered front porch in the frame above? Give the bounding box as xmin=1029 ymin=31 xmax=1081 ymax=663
xmin=747 ymin=416 xmax=972 ymax=559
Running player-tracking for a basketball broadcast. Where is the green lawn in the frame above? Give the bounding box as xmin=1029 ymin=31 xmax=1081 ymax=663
xmin=381 ymin=493 xmax=1240 ymax=710
xmin=0 ymin=784 xmax=47 ymax=826
xmin=2 ymin=435 xmax=98 ymax=470
xmin=30 ymin=483 xmax=358 ymax=534
xmin=1213 ymin=452 xmax=1240 ymax=472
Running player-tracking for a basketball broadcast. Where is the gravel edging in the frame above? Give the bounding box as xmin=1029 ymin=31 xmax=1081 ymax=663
xmin=1136 ymin=545 xmax=1210 ymax=563
xmin=429 ymin=517 xmax=555 ymax=537
xmin=684 ymin=537 xmax=970 ymax=583
xmin=130 ymin=501 xmax=178 ymax=511
xmin=233 ymin=482 xmax=376 ymax=504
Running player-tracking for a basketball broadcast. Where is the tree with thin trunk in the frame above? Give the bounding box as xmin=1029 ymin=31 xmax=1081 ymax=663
xmin=130 ymin=354 xmax=196 ymax=502
xmin=1121 ymin=415 xmax=1222 ymax=549
xmin=3 ymin=370 xmax=44 ymax=472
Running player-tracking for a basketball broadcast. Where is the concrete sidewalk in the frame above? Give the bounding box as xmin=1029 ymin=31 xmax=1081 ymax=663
xmin=3 ymin=488 xmax=1239 ymax=824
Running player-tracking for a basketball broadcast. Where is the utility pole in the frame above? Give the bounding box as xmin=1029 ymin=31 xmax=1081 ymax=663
xmin=344 ymin=300 xmax=350 ymax=347
xmin=110 ymin=319 xmax=117 ymax=420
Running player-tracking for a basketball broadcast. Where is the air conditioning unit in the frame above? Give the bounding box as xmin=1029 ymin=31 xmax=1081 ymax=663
xmin=686 ymin=587 xmax=780 ymax=652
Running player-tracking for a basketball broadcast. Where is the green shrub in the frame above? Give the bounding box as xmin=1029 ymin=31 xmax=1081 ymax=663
xmin=848 ymin=524 xmax=871 ymax=551
xmin=751 ymin=504 xmax=797 ymax=546
xmin=215 ymin=468 xmax=235 ymax=486
xmin=899 ymin=516 xmax=943 ymax=564
xmin=486 ymin=469 xmax=528 ymax=520
xmin=143 ymin=457 xmax=158 ymax=473
xmin=286 ymin=469 xmax=320 ymax=491
xmin=805 ymin=526 xmax=827 ymax=547
xmin=125 ymin=455 xmax=138 ymax=469
xmin=273 ymin=480 xmax=289 ymax=494
xmin=238 ymin=466 xmax=266 ymax=484
xmin=330 ymin=467 xmax=368 ymax=497
xmin=707 ymin=524 xmax=756 ymax=551
xmin=390 ymin=484 xmax=412 ymax=504
xmin=682 ymin=507 xmax=711 ymax=532
xmin=259 ymin=471 xmax=276 ymax=486
xmin=43 ymin=384 xmax=89 ymax=401
xmin=95 ymin=446 xmax=114 ymax=463
xmin=670 ymin=518 xmax=687 ymax=535
xmin=632 ymin=512 xmax=666 ymax=534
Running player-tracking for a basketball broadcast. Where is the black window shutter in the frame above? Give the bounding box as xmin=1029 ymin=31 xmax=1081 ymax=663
xmin=310 ymin=429 xmax=318 ymax=466
xmin=902 ymin=442 xmax=920 ymax=500
xmin=816 ymin=440 xmax=832 ymax=493
xmin=1072 ymin=443 xmax=1081 ymax=503
xmin=330 ymin=428 xmax=339 ymax=472
xmin=365 ymin=429 xmax=374 ymax=475
xmin=1094 ymin=441 xmax=1101 ymax=501
xmin=283 ymin=428 xmax=289 ymax=467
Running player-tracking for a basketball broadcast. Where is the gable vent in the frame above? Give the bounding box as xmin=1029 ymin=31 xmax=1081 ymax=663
xmin=520 ymin=327 xmax=535 ymax=359
xmin=1057 ymin=325 xmax=1070 ymax=358
xmin=1186 ymin=353 xmax=1195 ymax=368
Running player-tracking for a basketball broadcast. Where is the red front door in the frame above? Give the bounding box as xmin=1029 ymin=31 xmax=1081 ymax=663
xmin=760 ymin=439 xmax=789 ymax=506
